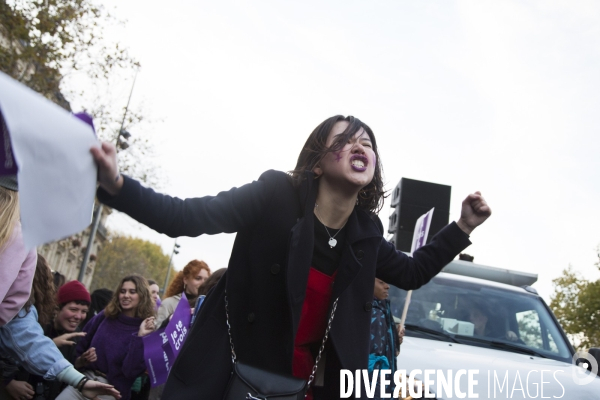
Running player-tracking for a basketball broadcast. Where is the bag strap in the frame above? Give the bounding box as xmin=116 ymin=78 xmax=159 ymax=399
xmin=224 ymin=293 xmax=339 ymax=396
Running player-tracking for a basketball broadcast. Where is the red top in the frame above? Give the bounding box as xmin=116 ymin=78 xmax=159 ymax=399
xmin=293 ymin=267 xmax=336 ymax=400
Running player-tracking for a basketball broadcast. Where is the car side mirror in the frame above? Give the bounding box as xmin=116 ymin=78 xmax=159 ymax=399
xmin=588 ymin=348 xmax=600 ymax=376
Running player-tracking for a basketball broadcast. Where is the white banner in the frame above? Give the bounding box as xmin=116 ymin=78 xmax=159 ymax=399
xmin=0 ymin=72 xmax=97 ymax=249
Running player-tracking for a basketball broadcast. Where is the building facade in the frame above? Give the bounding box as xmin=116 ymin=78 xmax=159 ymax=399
xmin=37 ymin=206 xmax=110 ymax=288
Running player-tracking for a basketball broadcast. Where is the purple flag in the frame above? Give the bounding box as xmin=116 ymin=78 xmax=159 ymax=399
xmin=164 ymin=293 xmax=192 ymax=357
xmin=72 ymin=112 xmax=96 ymax=136
xmin=415 ymin=212 xmax=430 ymax=249
xmin=142 ymin=327 xmax=176 ymax=387
xmin=142 ymin=294 xmax=192 ymax=387
xmin=410 ymin=208 xmax=435 ymax=254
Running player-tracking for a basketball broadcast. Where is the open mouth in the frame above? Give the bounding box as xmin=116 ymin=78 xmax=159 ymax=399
xmin=350 ymin=155 xmax=368 ymax=171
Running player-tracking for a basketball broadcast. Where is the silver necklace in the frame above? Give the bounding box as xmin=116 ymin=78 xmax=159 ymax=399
xmin=314 ymin=204 xmax=348 ymax=248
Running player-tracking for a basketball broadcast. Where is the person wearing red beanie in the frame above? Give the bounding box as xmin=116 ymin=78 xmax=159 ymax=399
xmin=2 ymin=259 xmax=101 ymax=400
xmin=53 ymin=280 xmax=91 ymax=338
xmin=57 ymin=280 xmax=91 ymax=306
xmin=45 ymin=280 xmax=94 ymax=373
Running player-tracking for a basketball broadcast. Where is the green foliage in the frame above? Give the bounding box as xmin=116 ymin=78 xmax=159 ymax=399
xmin=91 ymin=236 xmax=175 ymax=293
xmin=550 ymin=246 xmax=600 ymax=350
xmin=0 ymin=0 xmax=163 ymax=188
xmin=574 ymin=280 xmax=600 ymax=348
xmin=0 ymin=0 xmax=137 ymax=108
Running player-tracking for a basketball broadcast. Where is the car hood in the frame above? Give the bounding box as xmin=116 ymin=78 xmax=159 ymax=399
xmin=396 ymin=336 xmax=600 ymax=399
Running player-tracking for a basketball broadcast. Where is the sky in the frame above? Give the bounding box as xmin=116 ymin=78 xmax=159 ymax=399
xmin=75 ymin=0 xmax=600 ymax=302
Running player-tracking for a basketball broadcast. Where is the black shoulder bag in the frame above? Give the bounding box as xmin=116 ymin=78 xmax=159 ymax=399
xmin=223 ymin=294 xmax=339 ymax=400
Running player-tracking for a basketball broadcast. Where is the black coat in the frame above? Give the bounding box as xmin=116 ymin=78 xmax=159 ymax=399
xmin=98 ymin=170 xmax=471 ymax=399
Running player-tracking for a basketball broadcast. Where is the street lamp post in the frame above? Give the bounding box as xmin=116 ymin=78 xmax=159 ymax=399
xmin=77 ymin=204 xmax=102 ymax=282
xmin=162 ymin=240 xmax=180 ymax=294
xmin=78 ymin=73 xmax=138 ymax=283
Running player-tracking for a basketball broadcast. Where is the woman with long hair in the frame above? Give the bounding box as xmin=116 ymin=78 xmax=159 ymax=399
xmin=147 ymin=279 xmax=161 ymax=311
xmin=156 ymin=260 xmax=210 ymax=327
xmin=0 ymin=255 xmax=120 ymax=400
xmin=0 ymin=176 xmax=37 ymax=327
xmin=91 ymin=115 xmax=491 ymax=399
xmin=56 ymin=275 xmax=155 ymax=400
xmin=24 ymin=254 xmax=57 ymax=326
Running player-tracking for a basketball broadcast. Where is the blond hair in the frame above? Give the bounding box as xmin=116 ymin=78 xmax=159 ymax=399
xmin=0 ymin=187 xmax=19 ymax=251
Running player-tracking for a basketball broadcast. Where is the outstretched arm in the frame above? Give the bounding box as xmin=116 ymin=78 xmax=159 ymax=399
xmin=90 ymin=142 xmax=281 ymax=238
xmin=0 ymin=307 xmax=70 ymax=379
xmin=81 ymin=379 xmax=121 ymax=399
xmin=376 ymin=191 xmax=491 ymax=289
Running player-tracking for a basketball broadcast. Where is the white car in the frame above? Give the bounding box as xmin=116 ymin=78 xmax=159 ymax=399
xmin=388 ymin=259 xmax=600 ymax=399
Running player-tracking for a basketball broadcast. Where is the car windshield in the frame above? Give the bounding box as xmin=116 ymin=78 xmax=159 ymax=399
xmin=388 ymin=274 xmax=573 ymax=363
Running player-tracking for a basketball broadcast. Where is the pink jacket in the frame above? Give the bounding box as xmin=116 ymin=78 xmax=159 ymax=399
xmin=0 ymin=222 xmax=37 ymax=326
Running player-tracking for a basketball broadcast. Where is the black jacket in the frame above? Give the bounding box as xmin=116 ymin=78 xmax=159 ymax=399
xmin=98 ymin=170 xmax=471 ymax=399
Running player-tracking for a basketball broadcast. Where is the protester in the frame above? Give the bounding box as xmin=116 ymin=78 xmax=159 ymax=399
xmin=0 ymin=175 xmax=37 ymax=327
xmin=1 ymin=257 xmax=95 ymax=399
xmin=81 ymin=288 xmax=112 ymax=328
xmin=132 ymin=280 xmax=160 ymax=400
xmin=155 ymin=260 xmax=210 ymax=327
xmin=56 ymin=275 xmax=155 ymax=400
xmin=0 ymin=254 xmax=120 ymax=400
xmin=1 ymin=253 xmax=57 ymax=399
xmin=191 ymin=268 xmax=226 ymax=326
xmin=197 ymin=268 xmax=226 ymax=297
xmin=368 ymin=278 xmax=400 ymax=399
xmin=91 ymin=114 xmax=491 ymax=399
xmin=132 ymin=279 xmax=158 ymax=400
xmin=50 ymin=280 xmax=92 ymax=365
xmin=147 ymin=279 xmax=161 ymax=311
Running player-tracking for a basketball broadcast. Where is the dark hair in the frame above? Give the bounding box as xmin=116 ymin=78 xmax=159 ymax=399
xmin=82 ymin=288 xmax=113 ymax=327
xmin=23 ymin=254 xmax=56 ymax=326
xmin=104 ymin=275 xmax=154 ymax=319
xmin=58 ymin=299 xmax=91 ymax=310
xmin=198 ymin=268 xmax=226 ymax=297
xmin=290 ymin=115 xmax=386 ymax=213
xmin=147 ymin=279 xmax=157 ymax=286
xmin=53 ymin=270 xmax=66 ymax=290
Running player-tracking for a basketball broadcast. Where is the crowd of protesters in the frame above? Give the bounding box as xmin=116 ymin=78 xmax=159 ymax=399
xmin=0 ymin=114 xmax=490 ymax=399
xmin=0 ymin=217 xmax=216 ymax=400
xmin=0 ymin=167 xmax=221 ymax=400
xmin=0 ymin=173 xmax=217 ymax=399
